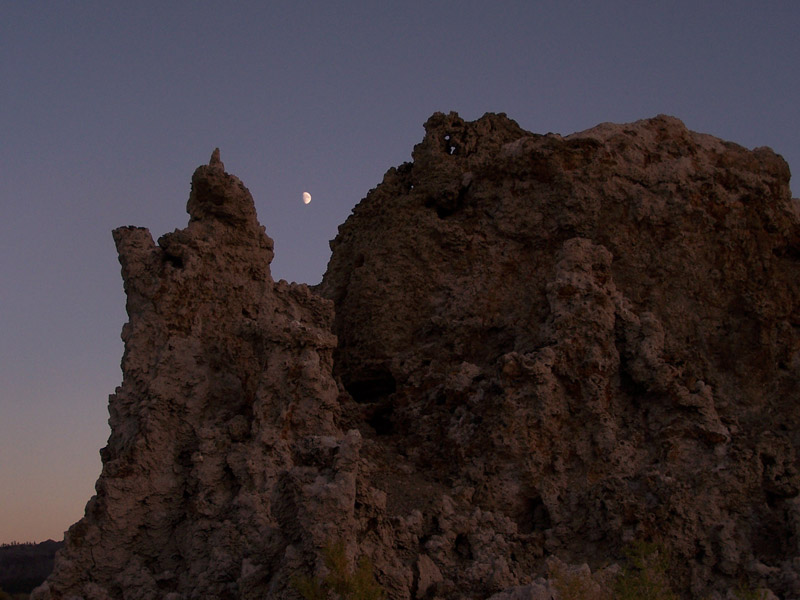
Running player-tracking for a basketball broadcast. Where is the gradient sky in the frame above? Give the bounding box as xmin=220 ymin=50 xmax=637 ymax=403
xmin=1 ymin=1 xmax=798 ymax=544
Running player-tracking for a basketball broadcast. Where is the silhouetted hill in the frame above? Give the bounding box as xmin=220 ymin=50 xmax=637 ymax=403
xmin=0 ymin=541 xmax=63 ymax=595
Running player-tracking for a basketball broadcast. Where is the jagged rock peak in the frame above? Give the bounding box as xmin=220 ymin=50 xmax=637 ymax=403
xmin=186 ymin=147 xmax=260 ymax=228
xmin=209 ymin=147 xmax=223 ymax=168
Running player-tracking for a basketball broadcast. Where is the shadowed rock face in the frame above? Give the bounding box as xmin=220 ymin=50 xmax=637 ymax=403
xmin=321 ymin=113 xmax=800 ymax=598
xmin=35 ymin=115 xmax=800 ymax=600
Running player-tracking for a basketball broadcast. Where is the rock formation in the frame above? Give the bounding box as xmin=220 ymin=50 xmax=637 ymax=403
xmin=35 ymin=113 xmax=800 ymax=599
xmin=320 ymin=113 xmax=800 ymax=599
xmin=34 ymin=152 xmax=358 ymax=600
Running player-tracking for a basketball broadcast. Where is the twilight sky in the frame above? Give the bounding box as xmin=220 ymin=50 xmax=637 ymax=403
xmin=1 ymin=1 xmax=798 ymax=544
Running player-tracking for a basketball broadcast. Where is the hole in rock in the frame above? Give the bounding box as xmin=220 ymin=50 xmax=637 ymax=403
xmin=444 ymin=133 xmax=457 ymax=155
xmin=163 ymin=252 xmax=184 ymax=269
xmin=516 ymin=496 xmax=551 ymax=534
xmin=454 ymin=533 xmax=473 ymax=559
xmin=431 ymin=183 xmax=471 ymax=220
xmin=344 ymin=366 xmax=397 ymax=404
xmin=773 ymin=243 xmax=800 ymax=260
xmin=367 ymin=401 xmax=395 ymax=436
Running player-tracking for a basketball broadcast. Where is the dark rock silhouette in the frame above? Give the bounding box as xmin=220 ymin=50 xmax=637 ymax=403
xmin=34 ymin=114 xmax=800 ymax=599
xmin=0 ymin=540 xmax=63 ymax=595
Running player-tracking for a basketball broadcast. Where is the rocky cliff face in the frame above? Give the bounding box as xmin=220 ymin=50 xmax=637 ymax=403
xmin=36 ymin=114 xmax=800 ymax=599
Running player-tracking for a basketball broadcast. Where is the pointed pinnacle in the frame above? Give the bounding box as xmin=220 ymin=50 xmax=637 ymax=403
xmin=210 ymin=148 xmax=222 ymax=167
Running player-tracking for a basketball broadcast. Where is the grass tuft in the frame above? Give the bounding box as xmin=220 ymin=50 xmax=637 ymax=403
xmin=292 ymin=541 xmax=385 ymax=600
xmin=612 ymin=540 xmax=678 ymax=600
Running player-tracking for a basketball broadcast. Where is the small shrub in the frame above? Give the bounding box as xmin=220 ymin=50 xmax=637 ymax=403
xmin=733 ymin=583 xmax=768 ymax=600
xmin=292 ymin=574 xmax=326 ymax=600
xmin=292 ymin=541 xmax=385 ymax=600
xmin=551 ymin=562 xmax=612 ymax=600
xmin=613 ymin=540 xmax=678 ymax=600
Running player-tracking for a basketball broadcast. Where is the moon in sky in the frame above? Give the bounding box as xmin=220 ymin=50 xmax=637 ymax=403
xmin=302 ymin=191 xmax=311 ymax=204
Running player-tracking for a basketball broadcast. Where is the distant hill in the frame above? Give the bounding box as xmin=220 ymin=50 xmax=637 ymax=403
xmin=0 ymin=541 xmax=63 ymax=595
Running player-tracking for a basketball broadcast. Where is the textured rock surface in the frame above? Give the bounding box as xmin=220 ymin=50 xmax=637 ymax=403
xmin=34 ymin=152 xmax=359 ymax=600
xmin=319 ymin=113 xmax=800 ymax=599
xmin=36 ymin=113 xmax=800 ymax=599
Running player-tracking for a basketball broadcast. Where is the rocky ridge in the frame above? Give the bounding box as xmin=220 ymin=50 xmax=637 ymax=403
xmin=35 ymin=113 xmax=800 ymax=599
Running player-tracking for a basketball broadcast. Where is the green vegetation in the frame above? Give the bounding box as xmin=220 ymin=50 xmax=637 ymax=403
xmin=550 ymin=562 xmax=612 ymax=600
xmin=612 ymin=541 xmax=678 ymax=600
xmin=551 ymin=541 xmax=679 ymax=600
xmin=292 ymin=541 xmax=385 ymax=600
xmin=733 ymin=583 xmax=768 ymax=600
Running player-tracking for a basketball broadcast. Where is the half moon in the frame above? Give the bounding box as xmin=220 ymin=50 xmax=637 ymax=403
xmin=302 ymin=192 xmax=311 ymax=204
